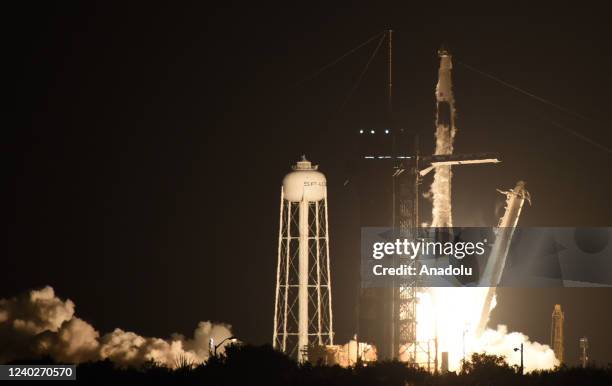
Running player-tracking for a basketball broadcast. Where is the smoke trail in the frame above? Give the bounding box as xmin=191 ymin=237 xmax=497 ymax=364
xmin=429 ymin=49 xmax=456 ymax=228
xmin=0 ymin=286 xmax=234 ymax=368
xmin=430 ymin=146 xmax=455 ymax=227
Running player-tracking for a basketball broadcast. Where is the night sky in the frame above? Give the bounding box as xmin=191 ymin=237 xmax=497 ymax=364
xmin=6 ymin=2 xmax=612 ymax=366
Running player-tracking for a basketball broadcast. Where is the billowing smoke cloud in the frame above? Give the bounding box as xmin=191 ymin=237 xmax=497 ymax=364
xmin=0 ymin=286 xmax=233 ymax=368
xmin=37 ymin=317 xmax=100 ymax=363
xmin=473 ymin=325 xmax=559 ymax=373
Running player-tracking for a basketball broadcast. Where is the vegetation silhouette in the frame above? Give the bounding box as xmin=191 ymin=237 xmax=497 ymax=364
xmin=6 ymin=346 xmax=612 ymax=385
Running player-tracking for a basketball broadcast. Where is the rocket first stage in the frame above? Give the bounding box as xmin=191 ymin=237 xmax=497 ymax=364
xmin=430 ymin=47 xmax=457 ymax=228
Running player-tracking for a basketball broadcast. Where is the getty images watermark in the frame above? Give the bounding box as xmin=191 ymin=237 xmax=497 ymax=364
xmin=361 ymin=227 xmax=612 ymax=288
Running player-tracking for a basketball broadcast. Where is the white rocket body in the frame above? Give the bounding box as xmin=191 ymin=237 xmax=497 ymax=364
xmin=430 ymin=48 xmax=457 ymax=228
xmin=436 ymin=54 xmax=454 ymax=104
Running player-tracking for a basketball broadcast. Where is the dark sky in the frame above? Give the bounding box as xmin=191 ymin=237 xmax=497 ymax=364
xmin=6 ymin=2 xmax=612 ymax=366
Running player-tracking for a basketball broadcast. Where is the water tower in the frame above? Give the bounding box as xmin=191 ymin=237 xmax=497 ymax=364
xmin=273 ymin=156 xmax=334 ymax=362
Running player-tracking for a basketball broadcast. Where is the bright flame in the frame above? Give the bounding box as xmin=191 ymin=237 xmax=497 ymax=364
xmin=409 ymin=287 xmax=558 ymax=372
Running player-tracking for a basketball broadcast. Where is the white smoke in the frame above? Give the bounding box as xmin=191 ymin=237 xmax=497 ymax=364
xmin=37 ymin=317 xmax=100 ymax=363
xmin=4 ymin=286 xmax=75 ymax=335
xmin=0 ymin=286 xmax=233 ymax=368
xmin=473 ymin=325 xmax=559 ymax=373
xmin=472 ymin=290 xmax=559 ymax=372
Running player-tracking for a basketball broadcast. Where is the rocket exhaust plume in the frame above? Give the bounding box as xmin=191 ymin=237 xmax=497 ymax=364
xmin=429 ymin=46 xmax=456 ymax=228
xmin=423 ymin=174 xmax=555 ymax=370
xmin=425 ymin=174 xmax=554 ymax=369
xmin=0 ymin=286 xmax=234 ymax=368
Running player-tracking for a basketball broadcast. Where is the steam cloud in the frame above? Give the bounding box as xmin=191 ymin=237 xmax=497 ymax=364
xmin=0 ymin=286 xmax=233 ymax=368
xmin=474 ymin=324 xmax=559 ymax=373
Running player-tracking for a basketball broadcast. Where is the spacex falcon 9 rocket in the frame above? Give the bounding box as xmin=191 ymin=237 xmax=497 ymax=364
xmin=430 ymin=47 xmax=457 ymax=228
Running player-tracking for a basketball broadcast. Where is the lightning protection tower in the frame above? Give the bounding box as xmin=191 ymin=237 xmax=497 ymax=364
xmin=579 ymin=337 xmax=589 ymax=368
xmin=273 ymin=156 xmax=334 ymax=362
xmin=550 ymin=304 xmax=564 ymax=364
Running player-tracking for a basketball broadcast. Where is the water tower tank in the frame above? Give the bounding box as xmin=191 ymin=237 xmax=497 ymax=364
xmin=274 ymin=156 xmax=333 ymax=363
xmin=282 ymin=156 xmax=326 ymax=202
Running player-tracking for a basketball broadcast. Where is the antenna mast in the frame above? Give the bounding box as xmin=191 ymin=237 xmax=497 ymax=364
xmin=388 ymin=29 xmax=393 ymax=115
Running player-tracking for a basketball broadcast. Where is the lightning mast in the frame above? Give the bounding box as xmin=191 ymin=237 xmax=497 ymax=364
xmin=551 ymin=304 xmax=565 ymax=364
xmin=580 ymin=337 xmax=589 ymax=368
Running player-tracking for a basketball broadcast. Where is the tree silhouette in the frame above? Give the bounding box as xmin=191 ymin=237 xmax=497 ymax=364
xmin=4 ymin=346 xmax=612 ymax=385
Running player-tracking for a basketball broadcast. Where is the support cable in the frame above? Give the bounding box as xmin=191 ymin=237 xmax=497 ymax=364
xmin=293 ymin=31 xmax=386 ymax=88
xmin=458 ymin=60 xmax=611 ymax=154
xmin=338 ymin=32 xmax=387 ymax=112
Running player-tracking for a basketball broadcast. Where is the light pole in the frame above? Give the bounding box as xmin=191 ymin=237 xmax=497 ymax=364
xmin=513 ymin=343 xmax=524 ymax=375
xmin=213 ymin=336 xmax=238 ymax=356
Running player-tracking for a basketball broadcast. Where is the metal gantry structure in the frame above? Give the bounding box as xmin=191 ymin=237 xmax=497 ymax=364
xmin=392 ymin=146 xmax=427 ymax=365
xmin=273 ymin=157 xmax=334 ymax=362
